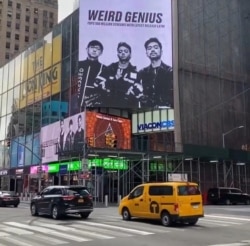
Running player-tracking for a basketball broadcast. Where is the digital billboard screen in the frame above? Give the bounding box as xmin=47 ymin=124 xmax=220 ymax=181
xmin=41 ymin=112 xmax=85 ymax=163
xmin=77 ymin=0 xmax=173 ymax=109
xmin=86 ymin=112 xmax=131 ymax=149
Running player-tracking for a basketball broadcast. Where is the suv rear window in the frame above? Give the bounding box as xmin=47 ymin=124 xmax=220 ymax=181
xmin=66 ymin=187 xmax=90 ymax=196
xmin=178 ymin=185 xmax=200 ymax=196
xmin=149 ymin=186 xmax=173 ymax=196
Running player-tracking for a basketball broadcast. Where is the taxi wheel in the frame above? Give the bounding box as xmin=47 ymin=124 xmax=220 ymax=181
xmin=188 ymin=218 xmax=198 ymax=226
xmin=161 ymin=212 xmax=172 ymax=227
xmin=122 ymin=208 xmax=131 ymax=221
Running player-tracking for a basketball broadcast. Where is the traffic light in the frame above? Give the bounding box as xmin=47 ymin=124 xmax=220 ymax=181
xmin=88 ymin=137 xmax=95 ymax=147
xmin=110 ymin=134 xmax=117 ymax=148
xmin=105 ymin=133 xmax=111 ymax=146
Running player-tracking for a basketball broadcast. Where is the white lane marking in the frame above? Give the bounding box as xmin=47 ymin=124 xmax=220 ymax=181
xmin=0 ymin=236 xmax=43 ymax=246
xmin=33 ymin=221 xmax=114 ymax=240
xmin=32 ymin=234 xmax=68 ymax=245
xmin=205 ymin=214 xmax=250 ymax=222
xmin=70 ymin=223 xmax=133 ymax=238
xmin=4 ymin=222 xmax=90 ymax=242
xmin=208 ymin=243 xmax=249 ymax=246
xmin=1 ymin=226 xmax=34 ymax=235
xmin=200 ymin=218 xmax=241 ymax=225
xmin=78 ymin=221 xmax=154 ymax=235
xmin=0 ymin=232 xmax=10 ymax=237
xmin=199 ymin=220 xmax=229 ymax=227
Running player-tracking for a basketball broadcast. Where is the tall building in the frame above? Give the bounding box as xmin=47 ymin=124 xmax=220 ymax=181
xmin=0 ymin=0 xmax=58 ymax=67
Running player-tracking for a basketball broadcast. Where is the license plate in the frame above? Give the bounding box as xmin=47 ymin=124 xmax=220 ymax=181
xmin=193 ymin=205 xmax=199 ymax=209
xmin=78 ymin=199 xmax=84 ymax=203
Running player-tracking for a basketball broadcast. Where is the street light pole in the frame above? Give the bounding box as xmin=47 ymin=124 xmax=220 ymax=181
xmin=222 ymin=125 xmax=244 ymax=148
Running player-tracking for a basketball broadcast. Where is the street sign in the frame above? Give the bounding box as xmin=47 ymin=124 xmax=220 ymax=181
xmin=82 ymin=158 xmax=89 ymax=171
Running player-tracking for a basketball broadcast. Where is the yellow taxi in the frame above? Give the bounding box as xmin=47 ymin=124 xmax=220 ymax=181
xmin=118 ymin=182 xmax=204 ymax=226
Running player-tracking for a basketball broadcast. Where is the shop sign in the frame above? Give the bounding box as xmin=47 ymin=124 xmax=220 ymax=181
xmin=0 ymin=170 xmax=8 ymax=176
xmin=59 ymin=164 xmax=68 ymax=174
xmin=16 ymin=169 xmax=24 ymax=175
xmin=48 ymin=164 xmax=59 ymax=173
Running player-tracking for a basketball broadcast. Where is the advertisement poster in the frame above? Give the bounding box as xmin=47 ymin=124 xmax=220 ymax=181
xmin=41 ymin=112 xmax=85 ymax=163
xmin=77 ymin=0 xmax=173 ymax=109
xmin=86 ymin=112 xmax=131 ymax=149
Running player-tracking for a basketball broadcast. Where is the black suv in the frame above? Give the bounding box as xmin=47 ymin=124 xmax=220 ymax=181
xmin=207 ymin=187 xmax=250 ymax=205
xmin=30 ymin=185 xmax=93 ymax=219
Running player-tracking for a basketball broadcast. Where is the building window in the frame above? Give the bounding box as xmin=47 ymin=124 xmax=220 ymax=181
xmin=34 ymin=18 xmax=38 ymax=24
xmin=49 ymin=22 xmax=53 ymax=28
xmin=15 ymin=44 xmax=19 ymax=51
xmin=49 ymin=12 xmax=54 ymax=18
xmin=25 ymin=36 xmax=29 ymax=42
xmin=7 ymin=21 xmax=11 ymax=27
xmin=6 ymin=42 xmax=10 ymax=49
xmin=6 ymin=32 xmax=11 ymax=38
xmin=8 ymin=0 xmax=12 ymax=7
xmin=16 ymin=13 xmax=20 ymax=19
xmin=7 ymin=11 xmax=12 ymax=17
xmin=43 ymin=10 xmax=47 ymax=17
xmin=43 ymin=20 xmax=47 ymax=28
xmin=26 ymin=7 xmax=29 ymax=12
xmin=25 ymin=26 xmax=29 ymax=32
xmin=34 ymin=8 xmax=38 ymax=14
xmin=5 ymin=53 xmax=10 ymax=60
xmin=15 ymin=34 xmax=19 ymax=40
xmin=33 ymin=28 xmax=37 ymax=34
xmin=25 ymin=16 xmax=30 ymax=22
xmin=16 ymin=3 xmax=21 ymax=9
xmin=16 ymin=23 xmax=20 ymax=29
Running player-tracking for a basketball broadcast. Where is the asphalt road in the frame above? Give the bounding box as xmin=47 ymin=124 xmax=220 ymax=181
xmin=0 ymin=203 xmax=250 ymax=246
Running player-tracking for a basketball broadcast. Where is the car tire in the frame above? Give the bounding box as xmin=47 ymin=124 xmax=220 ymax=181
xmin=80 ymin=212 xmax=90 ymax=219
xmin=225 ymin=199 xmax=231 ymax=205
xmin=30 ymin=203 xmax=38 ymax=216
xmin=122 ymin=207 xmax=131 ymax=221
xmin=14 ymin=204 xmax=18 ymax=208
xmin=51 ymin=205 xmax=60 ymax=220
xmin=161 ymin=211 xmax=172 ymax=227
xmin=188 ymin=218 xmax=199 ymax=226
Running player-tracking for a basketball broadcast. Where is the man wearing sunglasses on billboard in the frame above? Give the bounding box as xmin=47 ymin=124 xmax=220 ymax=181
xmin=138 ymin=37 xmax=173 ymax=109
xmin=78 ymin=40 xmax=109 ymax=108
xmin=106 ymin=42 xmax=142 ymax=108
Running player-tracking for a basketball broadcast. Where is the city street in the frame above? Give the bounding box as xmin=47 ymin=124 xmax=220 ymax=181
xmin=0 ymin=203 xmax=250 ymax=246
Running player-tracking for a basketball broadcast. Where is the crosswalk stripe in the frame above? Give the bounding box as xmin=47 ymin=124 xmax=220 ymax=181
xmin=78 ymin=221 xmax=154 ymax=235
xmin=200 ymin=219 xmax=241 ymax=225
xmin=4 ymin=222 xmax=90 ymax=242
xmin=0 ymin=232 xmax=10 ymax=237
xmin=1 ymin=226 xmax=34 ymax=235
xmin=33 ymin=221 xmax=114 ymax=240
xmin=0 ymin=236 xmax=44 ymax=246
xmin=29 ymin=234 xmax=68 ymax=245
xmin=205 ymin=214 xmax=250 ymax=222
xmin=69 ymin=223 xmax=133 ymax=238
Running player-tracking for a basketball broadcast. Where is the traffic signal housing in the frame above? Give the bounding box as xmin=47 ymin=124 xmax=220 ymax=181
xmin=110 ymin=134 xmax=117 ymax=148
xmin=88 ymin=137 xmax=95 ymax=147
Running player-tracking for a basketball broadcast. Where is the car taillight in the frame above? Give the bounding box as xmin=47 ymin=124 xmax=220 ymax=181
xmin=174 ymin=203 xmax=179 ymax=212
xmin=62 ymin=196 xmax=75 ymax=201
xmin=88 ymin=194 xmax=93 ymax=200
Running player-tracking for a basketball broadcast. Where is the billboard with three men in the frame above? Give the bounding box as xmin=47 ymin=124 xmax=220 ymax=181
xmin=77 ymin=0 xmax=173 ymax=109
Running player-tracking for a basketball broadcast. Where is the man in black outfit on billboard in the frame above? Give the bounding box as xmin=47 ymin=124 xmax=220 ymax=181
xmin=78 ymin=40 xmax=109 ymax=108
xmin=74 ymin=114 xmax=84 ymax=152
xmin=138 ymin=37 xmax=173 ymax=108
xmin=106 ymin=42 xmax=142 ymax=108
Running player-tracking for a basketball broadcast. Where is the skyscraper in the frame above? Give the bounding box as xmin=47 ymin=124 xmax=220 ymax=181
xmin=0 ymin=0 xmax=58 ymax=67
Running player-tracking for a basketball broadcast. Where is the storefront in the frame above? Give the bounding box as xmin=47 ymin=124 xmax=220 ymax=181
xmin=0 ymin=169 xmax=9 ymax=190
xmin=29 ymin=165 xmax=49 ymax=192
xmin=9 ymin=167 xmax=30 ymax=194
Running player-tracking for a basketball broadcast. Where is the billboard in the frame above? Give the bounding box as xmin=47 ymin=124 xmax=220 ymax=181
xmin=86 ymin=112 xmax=131 ymax=149
xmin=41 ymin=112 xmax=85 ymax=163
xmin=77 ymin=0 xmax=173 ymax=109
xmin=19 ymin=34 xmax=62 ymax=108
xmin=132 ymin=109 xmax=174 ymax=134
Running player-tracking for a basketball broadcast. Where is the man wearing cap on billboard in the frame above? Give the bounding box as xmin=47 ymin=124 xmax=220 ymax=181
xmin=138 ymin=37 xmax=173 ymax=108
xmin=106 ymin=42 xmax=142 ymax=108
xmin=78 ymin=40 xmax=109 ymax=108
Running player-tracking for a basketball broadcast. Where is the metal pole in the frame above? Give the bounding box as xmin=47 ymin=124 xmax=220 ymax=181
xmin=222 ymin=133 xmax=225 ymax=148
